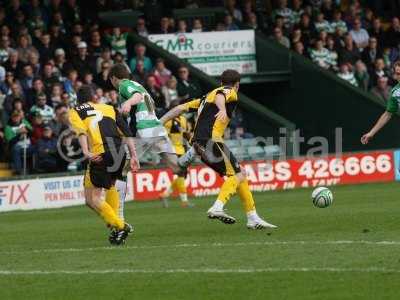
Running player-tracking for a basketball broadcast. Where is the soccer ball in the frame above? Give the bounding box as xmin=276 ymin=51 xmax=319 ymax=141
xmin=311 ymin=187 xmax=333 ymax=208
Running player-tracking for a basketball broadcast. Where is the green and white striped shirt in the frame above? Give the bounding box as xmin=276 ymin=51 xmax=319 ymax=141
xmin=338 ymin=72 xmax=358 ymax=87
xmin=118 ymin=79 xmax=167 ymax=138
xmin=310 ymin=48 xmax=330 ymax=69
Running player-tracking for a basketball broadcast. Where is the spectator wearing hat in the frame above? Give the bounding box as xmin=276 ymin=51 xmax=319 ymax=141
xmin=36 ymin=125 xmax=58 ymax=172
xmin=4 ymin=111 xmax=33 ymax=175
xmin=72 ymin=41 xmax=95 ymax=75
xmin=30 ymin=93 xmax=54 ymax=124
xmin=129 ymin=43 xmax=153 ymax=74
xmin=54 ymin=48 xmax=69 ymax=76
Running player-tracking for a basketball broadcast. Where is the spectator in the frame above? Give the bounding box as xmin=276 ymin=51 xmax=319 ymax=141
xmin=37 ymin=33 xmax=54 ymax=64
xmin=36 ymin=126 xmax=58 ymax=172
xmin=49 ymin=104 xmax=68 ymax=136
xmin=224 ymin=14 xmax=239 ymax=31
xmin=95 ymin=87 xmax=108 ymax=104
xmin=176 ymin=19 xmax=188 ymax=33
xmin=131 ymin=60 xmax=147 ymax=85
xmin=291 ymin=0 xmax=304 ymax=25
xmin=153 ymin=58 xmax=171 ymax=87
xmin=271 ymin=27 xmax=290 ymax=48
xmin=349 ymin=17 xmax=369 ymax=51
xmin=326 ymin=36 xmax=338 ymax=71
xmin=135 ymin=17 xmax=149 ymax=38
xmin=271 ymin=0 xmax=293 ymax=29
xmin=26 ymin=78 xmax=46 ymax=108
xmin=11 ymin=98 xmax=26 ymax=119
xmin=27 ymin=51 xmax=41 ymax=76
xmin=88 ymin=30 xmax=102 ymax=59
xmin=370 ymin=58 xmax=389 ymax=86
xmin=338 ymin=63 xmax=358 ymax=87
xmin=371 ymin=76 xmax=392 ymax=105
xmin=50 ymin=83 xmax=63 ymax=106
xmin=42 ymin=63 xmax=60 ymax=94
xmin=310 ymin=39 xmax=330 ymax=69
xmin=129 ymin=43 xmax=153 ymax=73
xmin=20 ymin=64 xmax=35 ymax=95
xmin=0 ymin=35 xmax=12 ymax=63
xmin=4 ymin=83 xmax=25 ymax=117
xmin=63 ymin=69 xmax=78 ymax=95
xmin=385 ymin=17 xmax=400 ymax=48
xmin=293 ymin=41 xmax=305 ymax=56
xmin=106 ymin=89 xmax=119 ymax=106
xmin=96 ymin=47 xmax=113 ymax=73
xmin=106 ymin=27 xmax=128 ymax=58
xmin=330 ymin=10 xmax=348 ymax=35
xmin=30 ymin=93 xmax=54 ymax=124
xmin=368 ymin=18 xmax=385 ymax=49
xmin=176 ymin=66 xmax=202 ymax=101
xmin=30 ymin=112 xmax=44 ymax=144
xmin=354 ymin=60 xmax=370 ymax=91
xmin=95 ymin=60 xmax=113 ymax=91
xmin=3 ymin=50 xmax=23 ymax=78
xmin=53 ymin=48 xmax=68 ymax=76
xmin=72 ymin=41 xmax=95 ymax=75
xmin=339 ymin=34 xmax=360 ymax=65
xmin=145 ymin=74 xmax=165 ymax=117
xmin=158 ymin=17 xmax=172 ymax=34
xmin=16 ymin=34 xmax=38 ymax=64
xmin=82 ymin=71 xmax=97 ymax=91
xmin=4 ymin=111 xmax=33 ymax=175
xmin=361 ymin=37 xmax=382 ymax=71
xmin=0 ymin=72 xmax=15 ymax=96
xmin=225 ymin=0 xmax=243 ymax=22
xmin=192 ymin=18 xmax=203 ymax=33
xmin=296 ymin=13 xmax=315 ymax=48
xmin=162 ymin=76 xmax=180 ymax=109
xmin=314 ymin=13 xmax=331 ymax=33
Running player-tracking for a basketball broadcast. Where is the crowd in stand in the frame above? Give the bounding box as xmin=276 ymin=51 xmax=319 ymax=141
xmin=0 ymin=0 xmax=398 ymax=174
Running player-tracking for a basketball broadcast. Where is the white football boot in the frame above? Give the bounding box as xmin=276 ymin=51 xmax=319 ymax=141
xmin=247 ymin=214 xmax=277 ymax=230
xmin=207 ymin=207 xmax=236 ymax=224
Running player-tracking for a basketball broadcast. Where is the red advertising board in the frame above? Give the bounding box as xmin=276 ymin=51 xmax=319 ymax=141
xmin=131 ymin=151 xmax=395 ymax=201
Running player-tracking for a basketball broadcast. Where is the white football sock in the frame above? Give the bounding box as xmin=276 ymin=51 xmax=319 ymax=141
xmin=246 ymin=210 xmax=258 ymax=221
xmin=178 ymin=146 xmax=196 ymax=168
xmin=180 ymin=193 xmax=188 ymax=202
xmin=115 ymin=179 xmax=127 ymax=221
xmin=210 ymin=199 xmax=224 ymax=211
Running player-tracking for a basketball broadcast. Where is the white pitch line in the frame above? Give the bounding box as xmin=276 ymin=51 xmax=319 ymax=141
xmin=0 ymin=267 xmax=400 ymax=275
xmin=1 ymin=240 xmax=400 ymax=255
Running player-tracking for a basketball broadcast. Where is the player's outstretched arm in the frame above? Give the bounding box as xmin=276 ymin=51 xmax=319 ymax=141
xmin=159 ymin=105 xmax=186 ymax=124
xmin=361 ymin=111 xmax=392 ymax=144
xmin=121 ymin=93 xmax=143 ymax=114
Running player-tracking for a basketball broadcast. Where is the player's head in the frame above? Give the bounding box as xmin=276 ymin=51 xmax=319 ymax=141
xmin=77 ymin=85 xmax=95 ymax=104
xmin=109 ymin=63 xmax=131 ymax=88
xmin=393 ymin=61 xmax=400 ymax=81
xmin=220 ymin=69 xmax=240 ymax=91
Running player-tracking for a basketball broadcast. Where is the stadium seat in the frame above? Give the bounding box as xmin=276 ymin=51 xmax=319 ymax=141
xmin=225 ymin=139 xmax=241 ymax=148
xmin=239 ymin=138 xmax=258 ymax=147
xmin=247 ymin=146 xmax=266 ymax=159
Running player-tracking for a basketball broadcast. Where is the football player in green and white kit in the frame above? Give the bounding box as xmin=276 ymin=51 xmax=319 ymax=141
xmin=108 ymin=63 xmax=190 ymax=218
xmin=361 ymin=61 xmax=400 ymax=144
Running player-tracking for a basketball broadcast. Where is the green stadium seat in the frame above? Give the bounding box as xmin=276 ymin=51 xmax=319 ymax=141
xmin=247 ymin=146 xmax=266 ymax=159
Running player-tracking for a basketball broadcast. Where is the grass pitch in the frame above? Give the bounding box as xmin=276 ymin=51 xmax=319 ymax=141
xmin=1 ymin=182 xmax=400 ymax=300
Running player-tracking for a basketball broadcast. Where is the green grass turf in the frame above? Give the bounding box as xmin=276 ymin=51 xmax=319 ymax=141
xmin=1 ymin=182 xmax=400 ymax=300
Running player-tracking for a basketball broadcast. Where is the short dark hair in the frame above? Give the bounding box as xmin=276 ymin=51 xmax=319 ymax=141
xmin=220 ymin=69 xmax=240 ymax=86
xmin=77 ymin=85 xmax=94 ymax=104
xmin=108 ymin=63 xmax=130 ymax=80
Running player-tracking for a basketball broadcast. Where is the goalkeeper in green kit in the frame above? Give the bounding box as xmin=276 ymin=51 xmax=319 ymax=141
xmin=108 ymin=63 xmax=191 ymax=219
